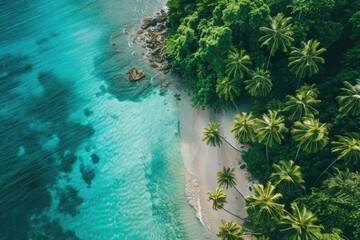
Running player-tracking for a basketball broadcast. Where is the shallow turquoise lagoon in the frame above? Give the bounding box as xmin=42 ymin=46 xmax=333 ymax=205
xmin=0 ymin=1 xmax=208 ymax=239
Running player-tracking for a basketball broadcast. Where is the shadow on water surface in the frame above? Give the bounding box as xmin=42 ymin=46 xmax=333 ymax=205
xmin=0 ymin=70 xmax=94 ymax=239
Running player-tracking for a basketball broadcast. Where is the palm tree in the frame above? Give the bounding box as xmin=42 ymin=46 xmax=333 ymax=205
xmin=251 ymin=236 xmax=270 ymax=240
xmin=332 ymin=133 xmax=360 ymax=164
xmin=316 ymin=133 xmax=360 ymax=183
xmin=244 ymin=67 xmax=273 ymax=97
xmin=202 ymin=123 xmax=224 ymax=147
xmin=255 ymin=110 xmax=288 ymax=163
xmin=208 ymin=187 xmax=227 ymax=210
xmin=269 ymin=160 xmax=305 ymax=196
xmin=297 ymin=83 xmax=319 ymax=98
xmin=216 ymin=77 xmax=241 ymax=111
xmin=245 ymin=182 xmax=284 ymax=224
xmin=231 ymin=112 xmax=256 ymax=143
xmin=259 ymin=13 xmax=294 ymax=68
xmin=322 ymin=168 xmax=351 ymax=192
xmin=202 ymin=123 xmax=242 ymax=153
xmin=283 ymin=85 xmax=321 ymax=122
xmin=208 ymin=187 xmax=244 ymax=220
xmin=225 ymin=48 xmax=252 ymax=80
xmin=291 ymin=118 xmax=329 ymax=161
xmin=336 ymin=79 xmax=360 ymax=116
xmin=217 ymin=220 xmax=244 ymax=240
xmin=280 ymin=202 xmax=323 ymax=240
xmin=288 ymin=39 xmax=326 ymax=88
xmin=217 ymin=167 xmax=245 ymax=199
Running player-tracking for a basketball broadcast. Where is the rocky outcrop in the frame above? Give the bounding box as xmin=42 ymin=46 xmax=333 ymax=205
xmin=159 ymin=63 xmax=171 ymax=71
xmin=126 ymin=67 xmax=147 ymax=81
xmin=138 ymin=10 xmax=171 ymax=74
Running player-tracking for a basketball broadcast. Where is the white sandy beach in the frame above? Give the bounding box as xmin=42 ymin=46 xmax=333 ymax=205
xmin=175 ymin=89 xmax=255 ymax=239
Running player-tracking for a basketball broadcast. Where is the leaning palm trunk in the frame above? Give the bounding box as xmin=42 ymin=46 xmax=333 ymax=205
xmin=314 ymin=159 xmax=338 ymax=184
xmin=296 ymin=76 xmax=302 ymax=89
xmin=294 ymin=147 xmax=301 ymax=162
xmin=298 ymin=10 xmax=302 ymax=20
xmin=232 ymin=100 xmax=240 ymax=113
xmin=266 ymin=55 xmax=271 ymax=69
xmin=234 ymin=186 xmax=245 ymax=200
xmin=223 ymin=138 xmax=242 ymax=153
xmin=222 ymin=208 xmax=245 ymax=221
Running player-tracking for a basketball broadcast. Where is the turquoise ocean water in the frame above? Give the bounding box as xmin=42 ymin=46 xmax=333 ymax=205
xmin=0 ymin=1 xmax=209 ymax=239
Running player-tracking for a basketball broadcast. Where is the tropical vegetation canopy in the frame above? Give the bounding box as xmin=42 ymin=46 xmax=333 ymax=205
xmin=166 ymin=0 xmax=360 ymax=238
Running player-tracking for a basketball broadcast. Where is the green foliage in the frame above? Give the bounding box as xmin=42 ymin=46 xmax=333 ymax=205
xmin=225 ymin=48 xmax=252 ymax=80
xmin=283 ymin=84 xmax=321 ymax=121
xmin=312 ymin=20 xmax=343 ymax=48
xmin=336 ymin=79 xmax=360 ymax=116
xmin=314 ymin=230 xmax=344 ymax=240
xmin=245 ymin=182 xmax=284 ymax=236
xmin=166 ymin=25 xmax=196 ymax=64
xmin=280 ymin=202 xmax=323 ymax=240
xmin=245 ymin=182 xmax=284 ymax=223
xmin=202 ymin=122 xmax=224 ymax=147
xmin=290 ymin=0 xmax=335 ymax=18
xmin=208 ymin=187 xmax=227 ymax=210
xmin=255 ymin=110 xmax=288 ymax=147
xmin=350 ymin=11 xmax=360 ymax=40
xmin=331 ymin=133 xmax=360 ymax=166
xmin=244 ymin=67 xmax=273 ymax=97
xmin=291 ymin=118 xmax=330 ymax=154
xmin=197 ymin=25 xmax=233 ymax=72
xmin=270 ymin=160 xmax=305 ymax=197
xmin=259 ymin=13 xmax=294 ymax=56
xmin=217 ymin=220 xmax=244 ymax=240
xmin=231 ymin=112 xmax=256 ymax=143
xmin=242 ymin=143 xmax=271 ymax=183
xmin=288 ymin=39 xmax=326 ymax=80
xmin=298 ymin=170 xmax=360 ymax=239
xmin=217 ymin=167 xmax=237 ymax=189
xmin=216 ymin=77 xmax=241 ymax=102
xmin=167 ymin=0 xmax=360 ymax=237
xmin=222 ymin=0 xmax=270 ymax=31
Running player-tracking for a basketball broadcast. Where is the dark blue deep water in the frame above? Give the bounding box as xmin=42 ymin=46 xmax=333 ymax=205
xmin=0 ymin=1 xmax=208 ymax=239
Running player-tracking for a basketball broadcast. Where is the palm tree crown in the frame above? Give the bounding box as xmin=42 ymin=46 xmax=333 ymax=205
xmin=225 ymin=48 xmax=252 ymax=80
xmin=217 ymin=167 xmax=245 ymax=199
xmin=255 ymin=110 xmax=288 ymax=147
xmin=244 ymin=67 xmax=273 ymax=97
xmin=217 ymin=167 xmax=237 ymax=189
xmin=331 ymin=133 xmax=360 ymax=165
xmin=270 ymin=160 xmax=305 ymax=196
xmin=208 ymin=187 xmax=227 ymax=210
xmin=231 ymin=112 xmax=256 ymax=143
xmin=291 ymin=118 xmax=330 ymax=153
xmin=216 ymin=77 xmax=241 ymax=101
xmin=283 ymin=85 xmax=320 ymax=121
xmin=217 ymin=220 xmax=244 ymax=240
xmin=280 ymin=202 xmax=323 ymax=240
xmin=259 ymin=13 xmax=294 ymax=56
xmin=288 ymin=39 xmax=326 ymax=80
xmin=336 ymin=79 xmax=360 ymax=116
xmin=202 ymin=123 xmax=224 ymax=147
xmin=245 ymin=182 xmax=284 ymax=223
xmin=322 ymin=168 xmax=351 ymax=193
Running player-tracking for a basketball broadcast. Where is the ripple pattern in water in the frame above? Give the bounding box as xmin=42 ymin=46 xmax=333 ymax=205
xmin=0 ymin=1 xmax=209 ymax=239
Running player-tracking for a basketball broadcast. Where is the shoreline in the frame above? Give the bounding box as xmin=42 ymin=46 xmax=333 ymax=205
xmin=174 ymin=85 xmax=255 ymax=238
xmin=135 ymin=10 xmax=255 ymax=238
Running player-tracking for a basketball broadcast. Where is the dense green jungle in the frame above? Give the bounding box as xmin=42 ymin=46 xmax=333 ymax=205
xmin=166 ymin=0 xmax=360 ymax=239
